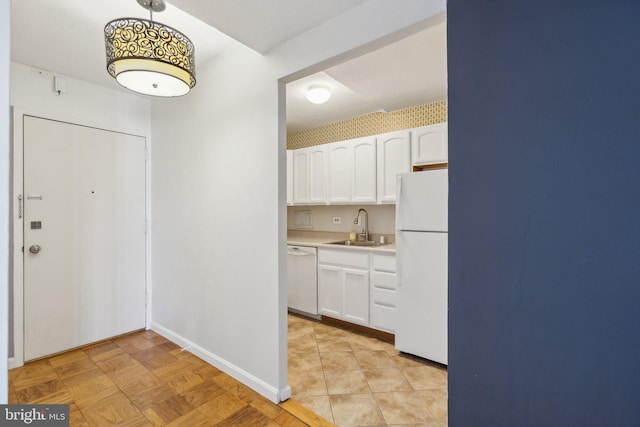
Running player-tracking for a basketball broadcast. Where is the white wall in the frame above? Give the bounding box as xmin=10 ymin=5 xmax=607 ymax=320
xmin=288 ymin=205 xmax=395 ymax=234
xmin=150 ymin=0 xmax=445 ymax=403
xmin=1 ymin=0 xmax=10 ymax=405
xmin=9 ymin=62 xmax=151 ymax=367
xmin=10 ymin=63 xmax=150 ymax=136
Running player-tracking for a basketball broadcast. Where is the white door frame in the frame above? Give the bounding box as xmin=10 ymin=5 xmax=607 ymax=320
xmin=9 ymin=109 xmax=152 ymax=369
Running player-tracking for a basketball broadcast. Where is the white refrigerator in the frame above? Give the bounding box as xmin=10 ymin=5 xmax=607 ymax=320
xmin=395 ymin=169 xmax=448 ymax=365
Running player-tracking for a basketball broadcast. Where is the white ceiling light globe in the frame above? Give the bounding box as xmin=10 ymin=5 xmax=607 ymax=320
xmin=306 ymin=84 xmax=331 ymax=104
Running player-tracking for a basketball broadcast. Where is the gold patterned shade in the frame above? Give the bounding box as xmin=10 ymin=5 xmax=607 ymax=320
xmin=105 ymin=18 xmax=196 ymax=97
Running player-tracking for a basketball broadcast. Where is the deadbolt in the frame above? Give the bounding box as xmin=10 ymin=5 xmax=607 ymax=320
xmin=29 ymin=245 xmax=41 ymax=254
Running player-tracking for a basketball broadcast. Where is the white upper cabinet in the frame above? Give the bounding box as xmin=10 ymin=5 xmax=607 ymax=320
xmin=352 ymin=137 xmax=377 ymax=203
xmin=376 ymin=130 xmax=411 ymax=203
xmin=292 ymin=149 xmax=309 ymax=204
xmin=327 ymin=141 xmax=353 ymax=203
xmin=292 ymin=145 xmax=327 ymax=204
xmin=286 ymin=150 xmax=293 ymax=205
xmin=327 ymin=136 xmax=376 ymax=204
xmin=308 ymin=145 xmax=327 ymax=204
xmin=289 ymin=124 xmax=446 ymax=205
xmin=411 ymin=122 xmax=448 ymax=166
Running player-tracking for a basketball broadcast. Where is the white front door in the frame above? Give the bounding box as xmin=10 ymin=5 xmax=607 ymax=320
xmin=23 ymin=116 xmax=146 ymax=361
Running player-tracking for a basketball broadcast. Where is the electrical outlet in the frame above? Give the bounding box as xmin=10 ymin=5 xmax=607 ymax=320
xmin=332 ymin=217 xmax=341 ymax=224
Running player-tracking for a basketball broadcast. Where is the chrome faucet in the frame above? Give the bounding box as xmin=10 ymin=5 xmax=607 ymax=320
xmin=354 ymin=208 xmax=369 ymax=242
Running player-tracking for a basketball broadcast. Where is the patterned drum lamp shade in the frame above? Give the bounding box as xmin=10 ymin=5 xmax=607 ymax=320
xmin=105 ymin=18 xmax=196 ymax=97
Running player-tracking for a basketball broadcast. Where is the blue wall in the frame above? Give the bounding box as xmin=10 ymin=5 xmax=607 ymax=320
xmin=448 ymin=1 xmax=640 ymax=425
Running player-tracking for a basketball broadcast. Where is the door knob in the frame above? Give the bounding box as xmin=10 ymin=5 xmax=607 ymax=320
xmin=29 ymin=244 xmax=41 ymax=254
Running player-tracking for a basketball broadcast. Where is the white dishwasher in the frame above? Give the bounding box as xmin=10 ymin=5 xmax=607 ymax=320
xmin=287 ymin=245 xmax=318 ymax=317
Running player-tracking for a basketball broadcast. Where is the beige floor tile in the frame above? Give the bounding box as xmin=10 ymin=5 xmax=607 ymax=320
xmin=418 ymin=389 xmax=448 ymax=423
xmin=293 ymin=395 xmax=335 ymax=424
xmin=289 ymin=336 xmax=319 ymax=353
xmin=317 ymin=338 xmax=353 ymax=353
xmin=312 ymin=323 xmax=346 ymax=336
xmin=375 ymin=391 xmax=440 ymax=425
xmin=330 ymin=394 xmax=386 ymax=426
xmin=324 ymin=369 xmax=370 ymax=395
xmin=287 ymin=314 xmax=448 ymax=427
xmin=354 ymin=350 xmax=398 ymax=369
xmin=287 ymin=326 xmax=314 ymax=339
xmin=289 ymin=352 xmax=323 ymax=372
xmin=402 ymin=366 xmax=447 ymax=390
xmin=288 ymin=370 xmax=327 ymax=397
xmin=320 ymin=352 xmax=360 ymax=370
xmin=387 ymin=351 xmax=433 ymax=369
xmin=349 ymin=335 xmax=391 ymax=351
xmin=362 ymin=368 xmax=413 ymax=392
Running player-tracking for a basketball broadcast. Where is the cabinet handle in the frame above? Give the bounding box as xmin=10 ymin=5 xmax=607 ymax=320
xmin=17 ymin=194 xmax=23 ymax=219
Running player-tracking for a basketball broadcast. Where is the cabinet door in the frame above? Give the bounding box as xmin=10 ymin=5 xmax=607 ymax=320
xmin=318 ymin=264 xmax=342 ymax=319
xmin=327 ymin=142 xmax=352 ymax=203
xmin=411 ymin=123 xmax=448 ymax=166
xmin=286 ymin=150 xmax=293 ymax=205
xmin=292 ymin=148 xmax=309 ymax=204
xmin=308 ymin=145 xmax=327 ymax=204
xmin=352 ymin=137 xmax=377 ymax=203
xmin=377 ymin=131 xmax=410 ymax=203
xmin=342 ymin=268 xmax=369 ymax=326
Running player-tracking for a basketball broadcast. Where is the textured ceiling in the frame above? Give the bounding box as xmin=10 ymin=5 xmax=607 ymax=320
xmin=167 ymin=0 xmax=369 ymax=54
xmin=10 ymin=1 xmax=446 ymax=132
xmin=286 ymin=18 xmax=447 ymax=134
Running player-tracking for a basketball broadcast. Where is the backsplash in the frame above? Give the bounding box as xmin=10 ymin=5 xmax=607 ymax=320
xmin=287 ymin=205 xmax=395 ymax=234
xmin=287 ymin=100 xmax=447 ymax=149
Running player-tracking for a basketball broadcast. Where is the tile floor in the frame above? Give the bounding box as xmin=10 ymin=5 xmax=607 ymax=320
xmin=288 ymin=314 xmax=448 ymax=426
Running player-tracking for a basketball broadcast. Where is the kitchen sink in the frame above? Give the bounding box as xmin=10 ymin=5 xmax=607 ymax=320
xmin=328 ymin=240 xmax=389 ymax=247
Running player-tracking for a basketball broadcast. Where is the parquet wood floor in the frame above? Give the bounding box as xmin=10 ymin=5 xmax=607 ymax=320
xmin=8 ymin=330 xmax=324 ymax=426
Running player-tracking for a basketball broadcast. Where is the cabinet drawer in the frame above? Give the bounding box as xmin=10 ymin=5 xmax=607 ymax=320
xmin=371 ymin=287 xmax=396 ymax=307
xmin=370 ymin=303 xmax=395 ymax=333
xmin=371 ymin=271 xmax=397 ymax=290
xmin=372 ymin=254 xmax=396 ymax=273
xmin=319 ymin=249 xmax=369 ymax=269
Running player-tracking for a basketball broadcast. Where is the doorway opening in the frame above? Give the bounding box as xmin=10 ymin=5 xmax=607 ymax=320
xmin=283 ymin=13 xmax=448 ymax=425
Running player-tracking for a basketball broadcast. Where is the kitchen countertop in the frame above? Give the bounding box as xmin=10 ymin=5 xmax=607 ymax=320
xmin=287 ymin=230 xmax=396 ymax=254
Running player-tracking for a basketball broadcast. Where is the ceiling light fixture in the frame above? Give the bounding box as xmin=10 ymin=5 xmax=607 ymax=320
xmin=104 ymin=0 xmax=196 ymax=97
xmin=306 ymin=84 xmax=331 ymax=104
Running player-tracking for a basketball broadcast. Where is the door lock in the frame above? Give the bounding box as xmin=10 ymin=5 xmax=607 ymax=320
xmin=29 ymin=245 xmax=41 ymax=254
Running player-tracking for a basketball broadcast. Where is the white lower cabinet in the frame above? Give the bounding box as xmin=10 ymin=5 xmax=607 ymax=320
xmin=370 ymin=254 xmax=397 ymax=333
xmin=342 ymin=268 xmax=370 ymax=325
xmin=318 ymin=249 xmax=369 ymax=326
xmin=318 ymin=249 xmax=396 ymax=333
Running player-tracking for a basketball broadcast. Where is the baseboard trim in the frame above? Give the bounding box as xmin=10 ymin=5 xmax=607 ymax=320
xmin=150 ymin=321 xmax=289 ymax=404
xmin=321 ymin=316 xmax=395 ymax=344
xmin=8 ymin=357 xmax=22 ymax=370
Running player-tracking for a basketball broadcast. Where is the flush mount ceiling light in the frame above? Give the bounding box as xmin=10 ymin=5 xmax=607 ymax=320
xmin=104 ymin=0 xmax=196 ymax=97
xmin=306 ymin=84 xmax=331 ymax=104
